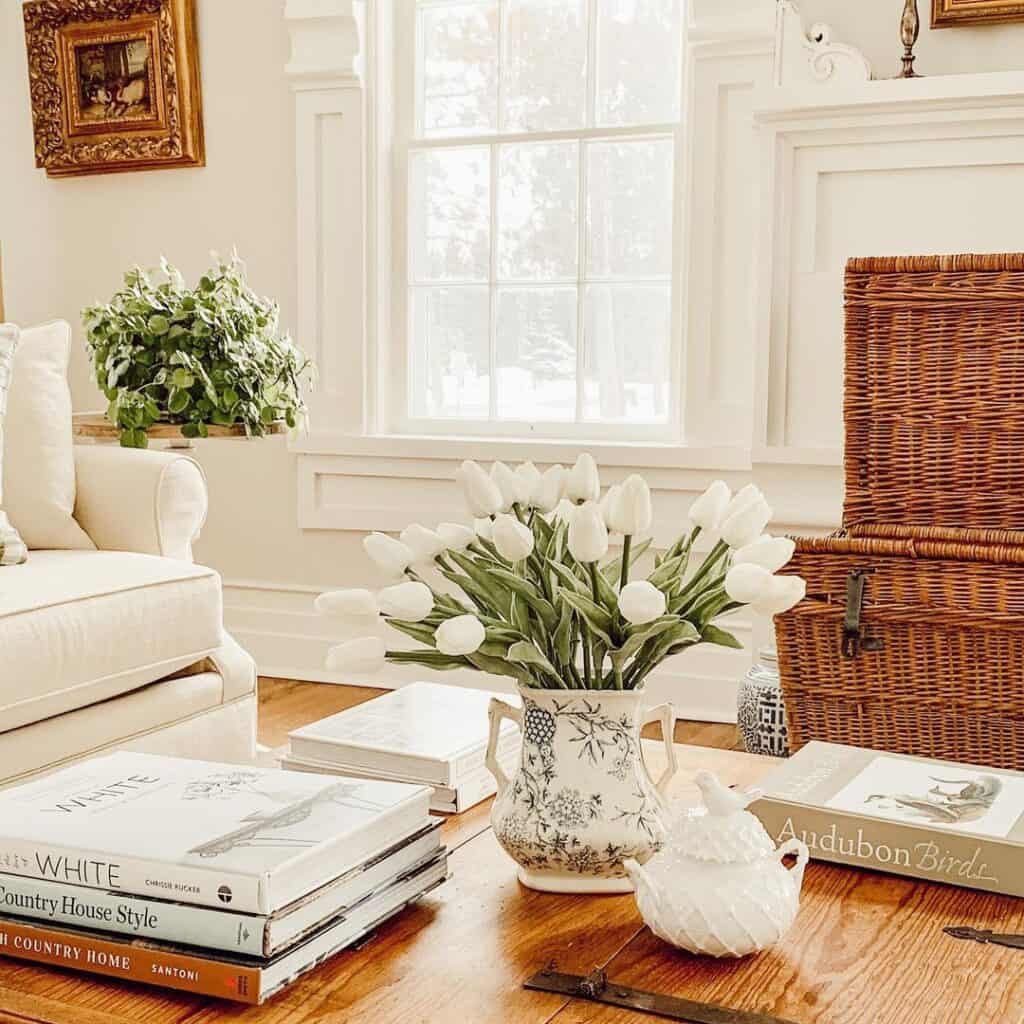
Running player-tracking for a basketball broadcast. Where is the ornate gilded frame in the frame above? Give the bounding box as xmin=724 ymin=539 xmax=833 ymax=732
xmin=932 ymin=0 xmax=1024 ymax=26
xmin=23 ymin=0 xmax=203 ymax=177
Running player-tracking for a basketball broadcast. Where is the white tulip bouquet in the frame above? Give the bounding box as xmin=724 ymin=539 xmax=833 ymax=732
xmin=317 ymin=456 xmax=806 ymax=691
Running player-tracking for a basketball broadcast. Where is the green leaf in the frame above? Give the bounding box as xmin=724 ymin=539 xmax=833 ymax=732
xmin=507 ymin=641 xmax=561 ymax=680
xmin=610 ymin=616 xmax=688 ymax=670
xmin=552 ymin=599 xmax=574 ymax=666
xmin=385 ymin=650 xmax=468 ymax=671
xmin=171 ymin=368 xmax=194 ymax=389
xmin=558 ymin=589 xmax=615 ymax=647
xmin=601 ymin=537 xmax=653 ymax=584
xmin=510 ymin=593 xmax=531 ymax=637
xmin=167 ymin=389 xmax=190 ymax=414
xmin=465 ymin=652 xmax=536 ymax=687
xmin=486 ymin=567 xmax=558 ymax=631
xmin=385 ymin=619 xmax=437 ymax=646
xmin=702 ymin=624 xmax=743 ymax=649
xmin=148 ymin=314 xmax=170 ymax=335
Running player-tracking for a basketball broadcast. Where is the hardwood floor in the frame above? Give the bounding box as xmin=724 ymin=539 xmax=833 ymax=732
xmin=257 ymin=677 xmax=743 ymax=752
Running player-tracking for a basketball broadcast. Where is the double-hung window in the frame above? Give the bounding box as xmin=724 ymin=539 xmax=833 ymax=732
xmin=392 ymin=0 xmax=685 ymax=441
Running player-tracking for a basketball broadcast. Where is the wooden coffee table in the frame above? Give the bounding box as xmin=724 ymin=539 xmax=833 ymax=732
xmin=1 ymin=744 xmax=1023 ymax=1024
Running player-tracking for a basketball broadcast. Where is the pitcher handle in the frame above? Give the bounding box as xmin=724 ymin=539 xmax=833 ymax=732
xmin=776 ymin=836 xmax=810 ymax=888
xmin=640 ymin=702 xmax=678 ymax=798
xmin=486 ymin=698 xmax=523 ymax=799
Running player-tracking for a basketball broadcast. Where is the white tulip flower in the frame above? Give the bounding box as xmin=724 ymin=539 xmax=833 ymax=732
xmin=456 ymin=460 xmax=503 ymax=518
xmin=490 ymin=461 xmax=524 ymax=512
xmin=752 ymin=574 xmax=807 ymax=616
xmin=566 ymin=453 xmax=600 ymax=504
xmin=364 ymin=532 xmax=415 ymax=579
xmin=618 ymin=580 xmax=667 ymax=625
xmin=326 ymin=636 xmax=387 ymax=673
xmin=474 ymin=517 xmax=494 ymax=541
xmin=568 ymin=501 xmax=609 ymax=563
xmin=600 ymin=485 xmax=623 ymax=530
xmin=378 ymin=581 xmax=435 ymax=622
xmin=531 ymin=464 xmax=566 ymax=513
xmin=549 ymin=498 xmax=576 ymax=526
xmin=400 ymin=524 xmax=446 ymax=564
xmin=515 ymin=462 xmax=542 ymax=506
xmin=314 ymin=588 xmax=379 ymax=618
xmin=436 ymin=614 xmax=486 ymax=656
xmin=720 ymin=487 xmax=773 ymax=549
xmin=688 ymin=480 xmax=731 ymax=532
xmin=611 ymin=474 xmax=652 ymax=536
xmin=492 ymin=513 xmax=535 ymax=562
xmin=724 ymin=563 xmax=774 ymax=605
xmin=733 ymin=535 xmax=796 ymax=574
xmin=436 ymin=522 xmax=476 ymax=551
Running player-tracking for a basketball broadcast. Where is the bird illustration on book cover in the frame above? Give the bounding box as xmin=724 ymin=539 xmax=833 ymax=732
xmin=183 ymin=771 xmax=396 ymax=858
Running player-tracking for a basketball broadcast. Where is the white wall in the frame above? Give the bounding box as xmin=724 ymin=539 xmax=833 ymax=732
xmin=4 ymin=0 xmax=1024 ymax=709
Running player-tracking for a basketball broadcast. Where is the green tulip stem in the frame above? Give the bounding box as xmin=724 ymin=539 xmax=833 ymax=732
xmin=619 ymin=534 xmax=632 ymax=591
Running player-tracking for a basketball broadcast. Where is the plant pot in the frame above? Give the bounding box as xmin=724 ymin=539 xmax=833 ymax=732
xmin=485 ymin=686 xmax=678 ymax=894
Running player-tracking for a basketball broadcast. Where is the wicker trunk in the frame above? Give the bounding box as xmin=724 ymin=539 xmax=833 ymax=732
xmin=776 ymin=254 xmax=1024 ymax=770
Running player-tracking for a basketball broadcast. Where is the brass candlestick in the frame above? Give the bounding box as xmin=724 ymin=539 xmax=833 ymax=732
xmin=899 ymin=0 xmax=922 ymax=78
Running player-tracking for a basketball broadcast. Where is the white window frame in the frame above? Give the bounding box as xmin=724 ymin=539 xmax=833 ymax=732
xmin=388 ymin=0 xmax=686 ymax=443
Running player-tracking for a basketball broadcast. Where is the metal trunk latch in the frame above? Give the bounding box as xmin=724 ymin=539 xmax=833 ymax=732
xmin=842 ymin=569 xmax=883 ymax=659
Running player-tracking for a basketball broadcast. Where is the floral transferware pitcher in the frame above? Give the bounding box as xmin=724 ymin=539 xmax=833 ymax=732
xmin=485 ymin=686 xmax=678 ymax=893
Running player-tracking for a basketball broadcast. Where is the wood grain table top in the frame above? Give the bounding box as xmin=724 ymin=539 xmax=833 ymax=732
xmin=1 ymin=744 xmax=1022 ymax=1024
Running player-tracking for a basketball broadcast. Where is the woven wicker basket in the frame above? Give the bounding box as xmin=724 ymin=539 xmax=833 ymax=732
xmin=776 ymin=254 xmax=1024 ymax=769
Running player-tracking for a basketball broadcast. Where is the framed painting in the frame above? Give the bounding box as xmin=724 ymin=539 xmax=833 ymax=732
xmin=933 ymin=0 xmax=1024 ymax=26
xmin=23 ymin=0 xmax=204 ymax=177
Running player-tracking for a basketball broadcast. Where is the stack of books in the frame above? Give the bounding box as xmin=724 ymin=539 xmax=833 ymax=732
xmin=0 ymin=752 xmax=446 ymax=1004
xmin=282 ymin=682 xmax=521 ymax=813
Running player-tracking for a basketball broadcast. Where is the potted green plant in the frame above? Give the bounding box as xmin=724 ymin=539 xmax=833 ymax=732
xmin=83 ymin=255 xmax=312 ymax=447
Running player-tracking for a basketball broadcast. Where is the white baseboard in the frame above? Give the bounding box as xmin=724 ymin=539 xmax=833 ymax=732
xmin=224 ymin=579 xmax=749 ymax=724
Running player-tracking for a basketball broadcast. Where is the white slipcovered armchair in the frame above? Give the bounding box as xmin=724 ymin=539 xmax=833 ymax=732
xmin=0 ymin=445 xmax=257 ymax=787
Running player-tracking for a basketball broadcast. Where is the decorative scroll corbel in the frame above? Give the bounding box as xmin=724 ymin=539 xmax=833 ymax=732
xmin=773 ymin=0 xmax=872 ymax=88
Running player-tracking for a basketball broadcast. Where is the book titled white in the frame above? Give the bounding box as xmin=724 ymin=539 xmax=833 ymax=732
xmin=0 ymin=820 xmax=443 ymax=956
xmin=0 ymin=752 xmax=430 ymax=915
xmin=288 ymin=682 xmax=521 ymax=788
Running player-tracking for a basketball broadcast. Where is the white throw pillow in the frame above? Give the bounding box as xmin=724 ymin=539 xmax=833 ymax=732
xmin=0 ymin=324 xmax=27 ymax=565
xmin=2 ymin=320 xmax=94 ymax=550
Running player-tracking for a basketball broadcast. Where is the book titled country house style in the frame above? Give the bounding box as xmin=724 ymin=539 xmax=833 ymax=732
xmin=0 ymin=752 xmax=431 ymax=915
xmin=750 ymin=741 xmax=1024 ymax=898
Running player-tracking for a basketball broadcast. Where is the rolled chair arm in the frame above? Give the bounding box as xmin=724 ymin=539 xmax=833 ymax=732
xmin=73 ymin=447 xmax=208 ymax=561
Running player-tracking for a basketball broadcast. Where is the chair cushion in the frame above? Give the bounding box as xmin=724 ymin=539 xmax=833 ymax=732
xmin=0 ymin=550 xmax=223 ymax=733
xmin=0 ymin=325 xmax=26 ymax=566
xmin=2 ymin=320 xmax=94 ymax=550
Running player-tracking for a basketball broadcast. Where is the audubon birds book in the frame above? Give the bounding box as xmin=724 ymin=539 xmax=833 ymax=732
xmin=750 ymin=741 xmax=1024 ymax=897
xmin=0 ymin=752 xmax=431 ymax=914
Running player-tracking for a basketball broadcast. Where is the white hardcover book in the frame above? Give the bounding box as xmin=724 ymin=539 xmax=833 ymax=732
xmin=288 ymin=682 xmax=521 ymax=787
xmin=0 ymin=821 xmax=443 ymax=956
xmin=0 ymin=752 xmax=430 ymax=915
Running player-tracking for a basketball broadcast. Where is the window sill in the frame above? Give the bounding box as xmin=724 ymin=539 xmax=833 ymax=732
xmin=291 ymin=430 xmax=754 ymax=472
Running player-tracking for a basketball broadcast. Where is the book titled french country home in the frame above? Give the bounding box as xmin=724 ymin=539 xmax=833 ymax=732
xmin=0 ymin=752 xmax=431 ymax=915
xmin=750 ymin=741 xmax=1024 ymax=898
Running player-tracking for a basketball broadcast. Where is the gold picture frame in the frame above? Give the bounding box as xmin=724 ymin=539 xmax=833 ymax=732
xmin=23 ymin=0 xmax=204 ymax=178
xmin=932 ymin=0 xmax=1024 ymax=26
